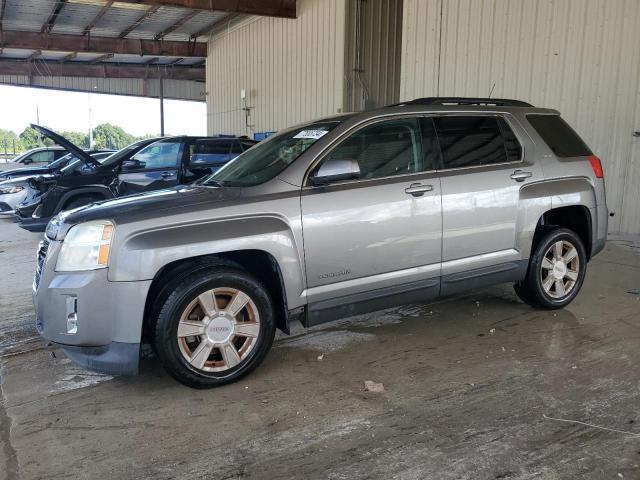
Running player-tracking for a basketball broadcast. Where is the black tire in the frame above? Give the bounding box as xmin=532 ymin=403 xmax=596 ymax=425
xmin=514 ymin=227 xmax=587 ymax=309
xmin=153 ymin=264 xmax=276 ymax=388
xmin=62 ymin=195 xmax=100 ymax=212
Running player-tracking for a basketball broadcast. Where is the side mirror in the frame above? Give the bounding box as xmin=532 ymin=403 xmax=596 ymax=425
xmin=121 ymin=159 xmax=144 ymax=171
xmin=310 ymin=159 xmax=360 ymax=186
xmin=23 ymin=158 xmax=32 ymax=165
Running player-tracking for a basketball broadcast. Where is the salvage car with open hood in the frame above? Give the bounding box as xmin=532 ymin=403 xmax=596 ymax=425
xmin=16 ymin=125 xmax=257 ymax=232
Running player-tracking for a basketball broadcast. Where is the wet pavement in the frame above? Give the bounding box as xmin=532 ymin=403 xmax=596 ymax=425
xmin=1 ymin=220 xmax=639 ymax=479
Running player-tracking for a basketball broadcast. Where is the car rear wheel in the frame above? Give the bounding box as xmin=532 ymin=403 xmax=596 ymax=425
xmin=154 ymin=266 xmax=276 ymax=388
xmin=514 ymin=228 xmax=587 ymax=309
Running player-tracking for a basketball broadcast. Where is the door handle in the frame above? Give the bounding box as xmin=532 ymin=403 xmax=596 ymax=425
xmin=510 ymin=170 xmax=532 ymax=182
xmin=160 ymin=171 xmax=174 ymax=178
xmin=405 ymin=183 xmax=434 ymax=197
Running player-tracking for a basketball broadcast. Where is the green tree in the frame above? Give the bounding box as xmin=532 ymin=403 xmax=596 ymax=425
xmin=19 ymin=126 xmax=54 ymax=150
xmin=92 ymin=123 xmax=135 ymax=150
xmin=0 ymin=128 xmax=21 ymax=154
xmin=61 ymin=131 xmax=89 ymax=149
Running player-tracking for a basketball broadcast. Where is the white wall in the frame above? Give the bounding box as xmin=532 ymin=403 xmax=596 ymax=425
xmin=401 ymin=0 xmax=640 ymax=235
xmin=0 ymin=75 xmax=205 ymax=101
xmin=206 ymin=0 xmax=348 ymax=137
xmin=344 ymin=0 xmax=404 ymax=111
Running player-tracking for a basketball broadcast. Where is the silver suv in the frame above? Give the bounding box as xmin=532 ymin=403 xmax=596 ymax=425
xmin=33 ymin=98 xmax=608 ymax=388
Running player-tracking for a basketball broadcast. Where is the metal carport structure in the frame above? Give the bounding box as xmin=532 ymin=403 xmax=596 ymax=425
xmin=0 ymin=0 xmax=296 ymax=131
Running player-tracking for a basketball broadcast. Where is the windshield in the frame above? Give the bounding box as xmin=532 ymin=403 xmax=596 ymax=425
xmin=60 ymin=140 xmax=159 ymax=174
xmin=48 ymin=153 xmax=75 ymax=169
xmin=202 ymin=122 xmax=339 ymax=187
xmin=10 ymin=150 xmax=32 ymax=163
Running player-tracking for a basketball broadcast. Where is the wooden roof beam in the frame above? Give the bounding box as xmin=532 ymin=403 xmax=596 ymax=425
xmin=0 ymin=29 xmax=206 ymax=57
xmin=0 ymin=58 xmax=205 ymax=81
xmin=155 ymin=9 xmax=199 ymax=39
xmin=42 ymin=0 xmax=67 ymax=34
xmin=114 ymin=0 xmax=295 ymax=18
xmin=119 ymin=5 xmax=159 ymax=38
xmin=83 ymin=0 xmax=114 ymax=34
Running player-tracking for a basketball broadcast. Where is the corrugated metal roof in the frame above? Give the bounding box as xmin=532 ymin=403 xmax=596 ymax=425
xmin=0 ymin=0 xmax=231 ymax=70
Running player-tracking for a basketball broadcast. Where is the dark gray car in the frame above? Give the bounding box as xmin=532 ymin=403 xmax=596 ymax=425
xmin=33 ymin=98 xmax=608 ymax=388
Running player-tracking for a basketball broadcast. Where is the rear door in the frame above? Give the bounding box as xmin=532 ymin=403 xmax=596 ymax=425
xmin=117 ymin=139 xmax=184 ymax=195
xmin=435 ymin=114 xmax=543 ymax=291
xmin=183 ymin=139 xmax=234 ymax=183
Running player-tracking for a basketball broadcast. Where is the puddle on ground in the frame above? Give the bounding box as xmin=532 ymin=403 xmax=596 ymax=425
xmin=276 ymin=330 xmax=376 ymax=352
xmin=49 ymin=356 xmax=113 ymax=394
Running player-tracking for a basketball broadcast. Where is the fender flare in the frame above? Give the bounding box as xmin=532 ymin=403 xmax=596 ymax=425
xmin=54 ymin=186 xmax=115 ymax=214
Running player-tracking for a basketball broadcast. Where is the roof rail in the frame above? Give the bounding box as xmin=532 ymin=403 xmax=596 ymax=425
xmin=395 ymin=97 xmax=534 ymax=107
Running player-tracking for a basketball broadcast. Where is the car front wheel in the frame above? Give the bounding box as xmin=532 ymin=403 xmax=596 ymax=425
xmin=154 ymin=266 xmax=276 ymax=388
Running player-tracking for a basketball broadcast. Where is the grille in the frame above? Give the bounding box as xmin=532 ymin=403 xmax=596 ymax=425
xmin=33 ymin=237 xmax=50 ymax=291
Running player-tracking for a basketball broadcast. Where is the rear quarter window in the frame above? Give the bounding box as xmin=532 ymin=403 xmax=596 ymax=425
xmin=527 ymin=114 xmax=592 ymax=157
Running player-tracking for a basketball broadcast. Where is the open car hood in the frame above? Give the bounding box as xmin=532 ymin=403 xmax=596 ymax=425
xmin=30 ymin=124 xmax=101 ymax=168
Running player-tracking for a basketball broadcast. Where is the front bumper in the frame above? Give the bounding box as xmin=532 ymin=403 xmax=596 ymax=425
xmin=51 ymin=341 xmax=141 ymax=376
xmin=33 ymin=239 xmax=152 ymax=375
xmin=0 ymin=189 xmax=28 ymax=214
xmin=19 ymin=216 xmax=50 ymax=232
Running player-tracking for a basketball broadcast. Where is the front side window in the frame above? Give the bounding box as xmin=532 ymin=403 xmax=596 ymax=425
xmin=434 ymin=115 xmax=521 ymax=169
xmin=27 ymin=151 xmax=53 ymax=164
xmin=204 ymin=121 xmax=340 ymax=187
xmin=318 ymin=117 xmax=425 ymax=181
xmin=131 ymin=141 xmax=183 ymax=170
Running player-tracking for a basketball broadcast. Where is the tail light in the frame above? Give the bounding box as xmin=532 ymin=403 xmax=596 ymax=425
xmin=588 ymin=155 xmax=604 ymax=178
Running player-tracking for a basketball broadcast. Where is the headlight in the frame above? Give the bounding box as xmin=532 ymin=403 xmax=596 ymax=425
xmin=0 ymin=185 xmax=24 ymax=194
xmin=56 ymin=220 xmax=114 ymax=272
xmin=45 ymin=215 xmax=62 ymax=240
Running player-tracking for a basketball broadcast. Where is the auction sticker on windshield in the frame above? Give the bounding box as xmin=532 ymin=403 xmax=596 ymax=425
xmin=293 ymin=129 xmax=329 ymax=140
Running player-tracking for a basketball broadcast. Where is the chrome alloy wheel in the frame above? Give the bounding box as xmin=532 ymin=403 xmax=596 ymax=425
xmin=540 ymin=240 xmax=580 ymax=299
xmin=177 ymin=287 xmax=261 ymax=373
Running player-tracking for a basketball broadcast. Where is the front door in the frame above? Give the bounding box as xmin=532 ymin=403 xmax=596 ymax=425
xmin=117 ymin=139 xmax=183 ymax=196
xmin=434 ymin=114 xmax=543 ymax=291
xmin=301 ymin=116 xmax=442 ymax=325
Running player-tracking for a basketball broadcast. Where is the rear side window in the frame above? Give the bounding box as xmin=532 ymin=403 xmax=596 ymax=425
xmin=526 ymin=114 xmax=592 ymax=157
xmin=230 ymin=140 xmax=243 ymax=154
xmin=240 ymin=140 xmax=257 ymax=151
xmin=434 ymin=116 xmax=522 ymax=169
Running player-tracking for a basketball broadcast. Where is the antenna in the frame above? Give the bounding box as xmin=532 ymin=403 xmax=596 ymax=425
xmin=488 ymin=83 xmax=496 ymax=99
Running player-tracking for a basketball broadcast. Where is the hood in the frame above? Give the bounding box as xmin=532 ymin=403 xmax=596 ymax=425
xmin=0 ymin=174 xmax=54 ymax=187
xmin=31 ymin=124 xmax=100 ymax=168
xmin=60 ymin=185 xmax=243 ymax=226
xmin=0 ymin=166 xmax=53 ymax=180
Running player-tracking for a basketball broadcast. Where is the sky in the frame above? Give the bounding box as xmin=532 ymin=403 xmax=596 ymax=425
xmin=0 ymin=85 xmax=207 ymax=137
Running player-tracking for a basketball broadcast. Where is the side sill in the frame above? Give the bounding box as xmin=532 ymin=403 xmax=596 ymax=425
xmin=440 ymin=260 xmax=528 ymax=296
xmin=304 ymin=278 xmax=440 ymax=328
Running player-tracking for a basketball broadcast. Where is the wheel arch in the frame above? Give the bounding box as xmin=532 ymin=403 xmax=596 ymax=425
xmin=517 ymin=177 xmax=596 ymax=260
xmin=54 ymin=186 xmax=114 ymax=214
xmin=533 ymin=205 xmax=593 ymax=259
xmin=141 ymin=250 xmax=292 ymax=343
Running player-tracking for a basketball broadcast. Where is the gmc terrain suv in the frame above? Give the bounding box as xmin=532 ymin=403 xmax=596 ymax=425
xmin=33 ymin=98 xmax=608 ymax=388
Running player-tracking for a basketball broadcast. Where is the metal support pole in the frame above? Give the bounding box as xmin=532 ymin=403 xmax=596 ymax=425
xmin=159 ymin=76 xmax=165 ymax=136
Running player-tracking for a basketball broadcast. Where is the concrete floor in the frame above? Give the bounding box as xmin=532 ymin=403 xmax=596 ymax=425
xmin=1 ymin=220 xmax=639 ymax=480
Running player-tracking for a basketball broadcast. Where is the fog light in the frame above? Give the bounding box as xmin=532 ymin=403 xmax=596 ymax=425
xmin=66 ymin=296 xmax=78 ymax=334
